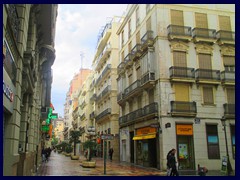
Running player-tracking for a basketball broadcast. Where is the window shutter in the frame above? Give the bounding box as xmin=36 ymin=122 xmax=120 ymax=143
xmin=219 ymin=15 xmax=231 ymax=31
xmin=203 ymin=87 xmax=214 ymax=104
xmin=171 ymin=10 xmax=184 ymax=26
xmin=223 ymin=56 xmax=235 ymax=66
xmin=136 ymin=31 xmax=140 ymax=44
xmin=195 ymin=13 xmax=208 ymax=28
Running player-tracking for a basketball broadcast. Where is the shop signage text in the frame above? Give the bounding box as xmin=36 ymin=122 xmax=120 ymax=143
xmin=176 ymin=124 xmax=193 ymax=135
xmin=3 ymin=80 xmax=14 ymax=102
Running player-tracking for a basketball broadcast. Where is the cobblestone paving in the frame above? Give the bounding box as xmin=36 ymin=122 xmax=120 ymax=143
xmin=37 ymin=152 xmax=166 ymax=176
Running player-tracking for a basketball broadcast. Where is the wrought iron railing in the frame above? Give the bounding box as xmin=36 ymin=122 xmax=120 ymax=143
xmin=141 ymin=30 xmax=154 ymax=45
xmin=192 ymin=28 xmax=216 ymax=39
xmin=169 ymin=66 xmax=195 ymax=79
xmin=170 ymin=101 xmax=197 ymax=114
xmin=131 ymin=44 xmax=142 ymax=57
xmin=102 ymin=64 xmax=111 ymax=77
xmin=216 ymin=30 xmax=235 ymax=41
xmin=223 ymin=104 xmax=235 ymax=116
xmin=124 ymin=80 xmax=141 ymax=97
xmin=195 ymin=69 xmax=220 ymax=81
xmin=117 ymin=92 xmax=125 ymax=102
xmin=141 ymin=72 xmax=155 ymax=85
xmin=96 ymin=108 xmax=111 ymax=121
xmin=167 ymin=25 xmax=192 ymax=37
xmin=221 ymin=71 xmax=235 ymax=82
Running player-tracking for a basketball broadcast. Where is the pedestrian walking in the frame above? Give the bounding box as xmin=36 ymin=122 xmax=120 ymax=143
xmin=166 ymin=149 xmax=174 ymax=176
xmin=109 ymin=147 xmax=114 ymax=161
xmin=41 ymin=148 xmax=47 ymax=162
xmin=168 ymin=148 xmax=179 ymax=176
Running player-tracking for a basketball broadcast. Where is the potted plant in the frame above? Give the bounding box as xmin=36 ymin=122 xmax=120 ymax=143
xmin=82 ymin=140 xmax=97 ymax=167
xmin=69 ymin=130 xmax=81 ymax=160
xmin=65 ymin=144 xmax=73 ymax=157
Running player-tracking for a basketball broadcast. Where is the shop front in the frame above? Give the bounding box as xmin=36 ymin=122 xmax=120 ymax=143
xmin=133 ymin=127 xmax=157 ymax=168
xmin=176 ymin=124 xmax=195 ymax=170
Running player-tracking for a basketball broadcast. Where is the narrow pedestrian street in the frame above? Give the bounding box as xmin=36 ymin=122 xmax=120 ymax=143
xmin=37 ymin=152 xmax=166 ymax=176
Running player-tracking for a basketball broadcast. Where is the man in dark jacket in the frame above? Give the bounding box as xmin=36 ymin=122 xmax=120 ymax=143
xmin=168 ymin=149 xmax=179 ymax=176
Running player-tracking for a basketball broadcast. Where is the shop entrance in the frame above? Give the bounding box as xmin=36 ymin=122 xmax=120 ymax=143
xmin=176 ymin=124 xmax=195 ymax=170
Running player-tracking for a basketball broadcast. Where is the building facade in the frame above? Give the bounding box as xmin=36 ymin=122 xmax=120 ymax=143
xmin=116 ymin=4 xmax=235 ymax=171
xmin=92 ymin=17 xmax=124 ymax=161
xmin=3 ymin=4 xmax=58 ymax=175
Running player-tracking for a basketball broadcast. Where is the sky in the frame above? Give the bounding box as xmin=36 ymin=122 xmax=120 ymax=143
xmin=51 ymin=4 xmax=128 ymax=117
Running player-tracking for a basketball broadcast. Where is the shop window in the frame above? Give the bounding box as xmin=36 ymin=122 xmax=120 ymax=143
xmin=206 ymin=124 xmax=220 ymax=159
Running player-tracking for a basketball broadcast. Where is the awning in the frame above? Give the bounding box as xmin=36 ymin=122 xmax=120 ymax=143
xmin=133 ymin=133 xmax=156 ymax=140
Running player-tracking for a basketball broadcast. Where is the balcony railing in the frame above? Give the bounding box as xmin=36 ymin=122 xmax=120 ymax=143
xmin=90 ymin=93 xmax=97 ymax=102
xmin=223 ymin=104 xmax=235 ymax=117
xmin=221 ymin=71 xmax=235 ymax=83
xmin=169 ymin=66 xmax=195 ymax=79
xmin=95 ymin=75 xmax=102 ymax=86
xmin=192 ymin=28 xmax=216 ymax=39
xmin=124 ymin=53 xmax=133 ymax=67
xmin=167 ymin=25 xmax=192 ymax=37
xmin=216 ymin=30 xmax=235 ymax=41
xmin=141 ymin=30 xmax=154 ymax=48
xmin=102 ymin=64 xmax=111 ymax=78
xmin=124 ymin=80 xmax=141 ymax=97
xmin=131 ymin=44 xmax=142 ymax=61
xmin=141 ymin=72 xmax=155 ymax=85
xmin=117 ymin=62 xmax=125 ymax=74
xmin=119 ymin=102 xmax=158 ymax=126
xmin=170 ymin=101 xmax=197 ymax=116
xmin=195 ymin=69 xmax=220 ymax=81
xmin=96 ymin=108 xmax=111 ymax=122
xmin=117 ymin=92 xmax=125 ymax=102
xmin=102 ymin=85 xmax=111 ymax=97
xmin=80 ymin=113 xmax=86 ymax=120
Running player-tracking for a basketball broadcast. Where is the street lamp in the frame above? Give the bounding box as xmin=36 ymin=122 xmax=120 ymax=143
xmin=221 ymin=116 xmax=233 ymax=176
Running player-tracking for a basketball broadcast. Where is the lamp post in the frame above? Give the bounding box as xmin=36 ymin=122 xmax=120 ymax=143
xmin=221 ymin=117 xmax=233 ymax=176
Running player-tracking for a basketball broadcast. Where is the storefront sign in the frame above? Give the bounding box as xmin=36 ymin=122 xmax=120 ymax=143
xmin=136 ymin=127 xmax=156 ymax=135
xmin=3 ymin=80 xmax=14 ymax=102
xmin=176 ymin=124 xmax=193 ymax=135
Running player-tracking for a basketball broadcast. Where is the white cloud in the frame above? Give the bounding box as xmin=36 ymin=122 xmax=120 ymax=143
xmin=51 ymin=4 xmax=128 ymax=116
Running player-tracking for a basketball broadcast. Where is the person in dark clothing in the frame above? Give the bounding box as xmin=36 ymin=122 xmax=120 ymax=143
xmin=168 ymin=149 xmax=179 ymax=176
xmin=109 ymin=147 xmax=114 ymax=161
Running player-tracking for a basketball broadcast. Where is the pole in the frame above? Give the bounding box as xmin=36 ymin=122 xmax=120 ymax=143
xmin=223 ymin=123 xmax=233 ymax=176
xmin=104 ymin=140 xmax=106 ymax=175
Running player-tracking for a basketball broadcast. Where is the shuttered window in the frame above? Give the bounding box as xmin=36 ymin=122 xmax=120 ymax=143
xmin=136 ymin=7 xmax=140 ymax=27
xmin=128 ymin=19 xmax=131 ymax=38
xmin=171 ymin=10 xmax=184 ymax=26
xmin=136 ymin=31 xmax=141 ymax=44
xmin=223 ymin=56 xmax=235 ymax=72
xmin=198 ymin=54 xmax=212 ymax=78
xmin=122 ymin=30 xmax=124 ymax=46
xmin=203 ymin=86 xmax=214 ymax=105
xmin=146 ymin=16 xmax=151 ymax=31
xmin=226 ymin=88 xmax=235 ymax=104
xmin=121 ymin=50 xmax=124 ymax=62
xmin=175 ymin=84 xmax=189 ymax=102
xmin=138 ymin=95 xmax=142 ymax=109
xmin=195 ymin=13 xmax=208 ymax=28
xmin=173 ymin=51 xmax=187 ymax=77
xmin=149 ymin=89 xmax=154 ymax=103
xmin=219 ymin=16 xmax=231 ymax=31
xmin=137 ymin=67 xmax=141 ymax=80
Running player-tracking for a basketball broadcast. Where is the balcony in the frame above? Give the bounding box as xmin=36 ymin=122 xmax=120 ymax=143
xmin=90 ymin=93 xmax=97 ymax=102
xmin=90 ymin=80 xmax=95 ymax=90
xmin=124 ymin=80 xmax=141 ymax=99
xmin=170 ymin=101 xmax=197 ymax=117
xmin=97 ymin=23 xmax=112 ymax=50
xmin=119 ymin=102 xmax=158 ymax=127
xmin=117 ymin=92 xmax=125 ymax=104
xmin=169 ymin=66 xmax=195 ymax=83
xmin=95 ymin=108 xmax=111 ymax=122
xmin=80 ymin=113 xmax=86 ymax=120
xmin=223 ymin=104 xmax=235 ymax=118
xmin=167 ymin=25 xmax=192 ymax=42
xmin=124 ymin=53 xmax=133 ymax=69
xmin=216 ymin=30 xmax=235 ymax=45
xmin=141 ymin=30 xmax=154 ymax=52
xmin=117 ymin=62 xmax=125 ymax=75
xmin=192 ymin=28 xmax=216 ymax=44
xmin=195 ymin=69 xmax=221 ymax=84
xmin=95 ymin=43 xmax=111 ymax=71
xmin=131 ymin=44 xmax=142 ymax=61
xmin=90 ymin=111 xmax=95 ymax=120
xmin=102 ymin=64 xmax=111 ymax=79
xmin=102 ymin=85 xmax=111 ymax=98
xmin=141 ymin=72 xmax=156 ymax=88
xmin=80 ymin=100 xmax=86 ymax=109
xmin=221 ymin=71 xmax=235 ymax=85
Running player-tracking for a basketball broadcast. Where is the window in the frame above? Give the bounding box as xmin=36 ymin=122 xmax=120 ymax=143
xmin=171 ymin=9 xmax=184 ymax=26
xmin=136 ymin=67 xmax=141 ymax=80
xmin=206 ymin=124 xmax=220 ymax=159
xmin=195 ymin=13 xmax=208 ymax=28
xmin=146 ymin=16 xmax=151 ymax=31
xmin=219 ymin=15 xmax=231 ymax=31
xmin=149 ymin=89 xmax=154 ymax=103
xmin=203 ymin=86 xmax=214 ymax=105
xmin=226 ymin=87 xmax=235 ymax=104
xmin=128 ymin=41 xmax=132 ymax=54
xmin=230 ymin=125 xmax=235 ymax=159
xmin=136 ymin=7 xmax=140 ymax=28
xmin=137 ymin=95 xmax=142 ymax=109
xmin=121 ymin=50 xmax=124 ymax=63
xmin=173 ymin=51 xmax=187 ymax=77
xmin=223 ymin=56 xmax=235 ymax=72
xmin=136 ymin=31 xmax=141 ymax=44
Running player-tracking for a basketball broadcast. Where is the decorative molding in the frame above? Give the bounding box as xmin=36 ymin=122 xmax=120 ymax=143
xmin=220 ymin=46 xmax=235 ymax=56
xmin=195 ymin=43 xmax=213 ymax=55
xmin=170 ymin=41 xmax=189 ymax=52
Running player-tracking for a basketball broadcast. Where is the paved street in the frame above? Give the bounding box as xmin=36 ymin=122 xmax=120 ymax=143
xmin=37 ymin=151 xmax=166 ymax=176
